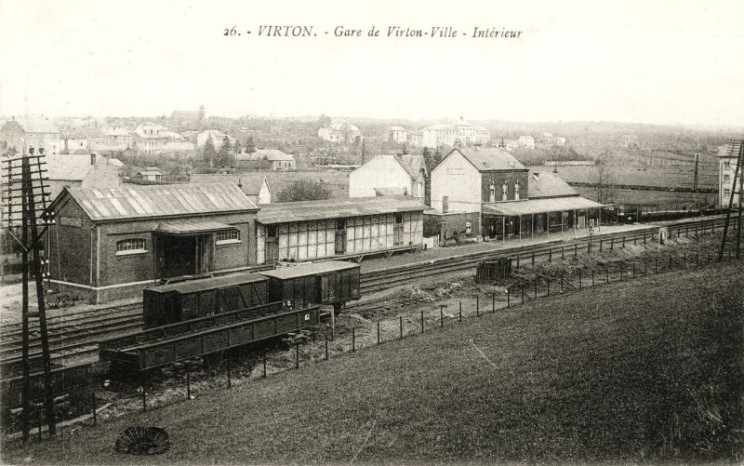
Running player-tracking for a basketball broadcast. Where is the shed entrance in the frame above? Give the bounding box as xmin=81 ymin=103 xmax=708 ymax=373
xmin=155 ymin=234 xmax=212 ymax=279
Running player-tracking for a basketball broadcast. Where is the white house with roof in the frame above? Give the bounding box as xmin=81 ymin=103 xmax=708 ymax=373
xmin=318 ymin=120 xmax=362 ymax=145
xmin=0 ymin=116 xmax=63 ymax=155
xmin=718 ymin=139 xmax=743 ymax=208
xmin=349 ymin=154 xmax=427 ymax=199
xmin=237 ymin=149 xmax=295 ymax=171
xmin=420 ymin=119 xmax=490 ymax=148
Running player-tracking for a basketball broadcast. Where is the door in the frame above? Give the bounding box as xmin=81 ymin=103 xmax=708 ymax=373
xmin=335 ymin=219 xmax=346 ymax=254
xmin=266 ymin=225 xmax=279 ymax=263
xmin=393 ymin=213 xmax=404 ymax=246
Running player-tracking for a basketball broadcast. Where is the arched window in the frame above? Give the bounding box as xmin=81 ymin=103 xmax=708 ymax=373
xmin=515 ymin=181 xmax=520 ymax=200
xmin=502 ymin=181 xmax=508 ymax=201
xmin=489 ymin=183 xmax=496 ymax=203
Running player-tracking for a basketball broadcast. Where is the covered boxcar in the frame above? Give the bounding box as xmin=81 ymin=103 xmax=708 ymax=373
xmin=260 ymin=261 xmax=361 ymax=312
xmin=143 ymin=273 xmax=269 ymax=328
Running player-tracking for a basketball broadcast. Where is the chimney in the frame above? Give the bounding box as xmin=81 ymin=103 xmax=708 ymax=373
xmin=90 ymin=153 xmax=96 ymax=166
xmin=442 ymin=196 xmax=449 ymax=213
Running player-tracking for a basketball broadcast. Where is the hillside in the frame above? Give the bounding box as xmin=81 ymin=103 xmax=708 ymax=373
xmin=4 ymin=264 xmax=743 ymax=464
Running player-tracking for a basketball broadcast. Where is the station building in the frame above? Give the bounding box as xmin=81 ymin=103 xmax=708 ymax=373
xmin=46 ymin=184 xmax=259 ymax=302
xmin=428 ymin=147 xmax=604 ymax=243
xmin=255 ymin=197 xmax=426 ymax=264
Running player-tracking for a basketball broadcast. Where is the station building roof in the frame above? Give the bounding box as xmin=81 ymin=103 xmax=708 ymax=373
xmin=58 ymin=183 xmax=257 ymax=222
xmin=482 ymin=197 xmax=604 ymax=216
xmin=527 ymin=171 xmax=578 ymax=198
xmin=257 ymin=196 xmax=427 ymax=225
xmin=447 ymin=147 xmax=526 ymax=172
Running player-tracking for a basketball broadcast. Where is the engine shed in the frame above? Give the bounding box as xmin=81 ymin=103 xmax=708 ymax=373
xmin=45 ymin=184 xmax=260 ymax=303
xmin=255 ymin=197 xmax=426 ymax=264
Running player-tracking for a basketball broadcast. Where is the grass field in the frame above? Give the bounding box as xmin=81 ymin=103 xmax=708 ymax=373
xmin=4 ymin=264 xmax=743 ymax=464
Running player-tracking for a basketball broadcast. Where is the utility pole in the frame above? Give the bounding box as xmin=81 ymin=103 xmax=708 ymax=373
xmin=1 ymin=147 xmax=56 ymax=442
xmin=693 ymin=153 xmax=699 ymax=191
xmin=719 ymin=139 xmax=744 ymax=260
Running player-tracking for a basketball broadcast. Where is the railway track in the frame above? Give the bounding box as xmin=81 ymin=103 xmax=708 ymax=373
xmin=0 ymin=216 xmax=728 ymax=384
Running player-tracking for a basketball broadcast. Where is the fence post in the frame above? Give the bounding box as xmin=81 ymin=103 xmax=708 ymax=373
xmin=531 ymin=252 xmax=535 ymax=266
xmin=325 ymin=334 xmax=329 ymax=360
xmin=632 ymin=263 xmax=636 ymax=277
xmin=592 ymin=269 xmax=595 ymax=286
xmin=440 ymin=305 xmax=445 ymax=327
xmin=623 ymin=236 xmax=626 ymax=248
xmin=669 ymin=255 xmax=673 ymax=270
xmin=227 ymin=357 xmax=232 ymax=388
xmin=459 ymin=301 xmax=462 ymax=321
xmin=492 ymin=293 xmax=495 ymax=313
xmin=644 ymin=233 xmax=647 ymax=244
xmin=549 ymin=249 xmax=552 ymax=262
xmin=263 ymin=348 xmax=267 ymax=378
xmin=377 ymin=321 xmax=381 ymax=344
xmin=547 ymin=279 xmax=550 ymax=297
xmin=142 ymin=383 xmax=147 ymax=412
xmin=588 ymin=241 xmax=592 ymax=254
xmin=561 ymin=247 xmax=565 ymax=260
xmin=560 ymin=276 xmax=564 ymax=293
xmin=516 ymin=255 xmax=520 ymax=269
xmin=610 ymin=238 xmax=614 ymax=251
xmin=476 ymin=295 xmax=480 ymax=316
xmin=186 ymin=368 xmax=191 ymax=400
xmin=578 ymin=269 xmax=582 ymax=290
xmin=507 ymin=288 xmax=510 ymax=308
xmin=574 ymin=244 xmax=578 ymax=257
xmin=655 ymin=257 xmax=658 ymax=274
xmin=92 ymin=389 xmax=97 ymax=427
xmin=400 ymin=316 xmax=403 ymax=340
xmin=606 ymin=267 xmax=610 ymax=283
xmin=352 ymin=328 xmax=356 ymax=353
xmin=600 ymin=239 xmax=603 ymax=252
xmin=295 ymin=343 xmax=301 ymax=367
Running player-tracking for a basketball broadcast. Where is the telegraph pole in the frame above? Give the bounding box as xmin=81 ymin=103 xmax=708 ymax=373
xmin=693 ymin=153 xmax=699 ymax=191
xmin=719 ymin=139 xmax=744 ymax=260
xmin=1 ymin=147 xmax=55 ymax=441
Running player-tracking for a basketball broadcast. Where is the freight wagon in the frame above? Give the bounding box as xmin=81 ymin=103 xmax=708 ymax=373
xmin=261 ymin=261 xmax=361 ymax=313
xmin=143 ymin=273 xmax=269 ymax=328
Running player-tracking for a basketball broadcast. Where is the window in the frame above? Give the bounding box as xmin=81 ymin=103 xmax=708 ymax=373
xmin=724 ymin=174 xmax=731 ymax=183
xmin=216 ymin=229 xmax=240 ymax=244
xmin=724 ymin=188 xmax=731 ymax=198
xmin=514 ymin=181 xmax=520 ymax=200
xmin=116 ymin=238 xmax=147 ymax=255
xmin=724 ymin=161 xmax=731 ymax=169
xmin=502 ymin=182 xmax=508 ymax=201
xmin=489 ymin=183 xmax=496 ymax=203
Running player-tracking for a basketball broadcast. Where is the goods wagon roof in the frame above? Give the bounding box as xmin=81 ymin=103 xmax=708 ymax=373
xmin=260 ymin=261 xmax=360 ymax=279
xmin=257 ymin=196 xmax=426 ymax=225
xmin=62 ymin=184 xmax=257 ymax=222
xmin=145 ymin=272 xmax=267 ymax=294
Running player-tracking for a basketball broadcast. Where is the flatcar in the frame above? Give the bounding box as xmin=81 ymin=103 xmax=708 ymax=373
xmin=261 ymin=261 xmax=361 ymax=313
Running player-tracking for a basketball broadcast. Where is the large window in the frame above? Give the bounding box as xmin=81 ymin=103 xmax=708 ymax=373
xmin=116 ymin=238 xmax=147 ymax=255
xmin=216 ymin=229 xmax=240 ymax=244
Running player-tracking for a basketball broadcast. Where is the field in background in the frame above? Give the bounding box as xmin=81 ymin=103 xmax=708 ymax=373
xmin=7 ymin=263 xmax=742 ymax=464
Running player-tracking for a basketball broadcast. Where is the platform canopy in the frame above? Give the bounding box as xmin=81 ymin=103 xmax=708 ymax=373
xmin=482 ymin=196 xmax=604 ymax=216
xmin=154 ymin=219 xmax=237 ymax=236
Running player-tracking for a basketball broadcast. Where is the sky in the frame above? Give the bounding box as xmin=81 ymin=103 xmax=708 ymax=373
xmin=1 ymin=0 xmax=743 ymax=127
